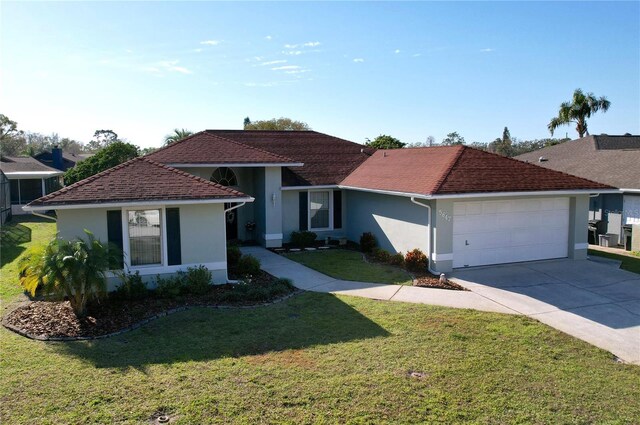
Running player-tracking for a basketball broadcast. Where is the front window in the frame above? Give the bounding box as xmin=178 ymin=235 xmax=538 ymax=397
xmin=310 ymin=191 xmax=330 ymax=229
xmin=210 ymin=167 xmax=238 ymax=187
xmin=128 ymin=209 xmax=161 ymax=266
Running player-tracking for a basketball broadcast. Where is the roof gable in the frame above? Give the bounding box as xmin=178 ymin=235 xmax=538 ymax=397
xmin=144 ymin=131 xmax=299 ymax=165
xmin=341 ymin=146 xmax=612 ymax=196
xmin=27 ymin=157 xmax=248 ymax=207
xmin=206 ymin=130 xmax=375 ymax=185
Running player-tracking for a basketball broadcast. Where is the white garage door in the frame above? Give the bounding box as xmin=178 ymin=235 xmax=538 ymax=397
xmin=453 ymin=197 xmax=569 ymax=268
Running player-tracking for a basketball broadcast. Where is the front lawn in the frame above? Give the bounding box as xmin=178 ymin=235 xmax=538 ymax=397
xmin=589 ymin=249 xmax=640 ymax=274
xmin=1 ymin=219 xmax=639 ymax=423
xmin=284 ymin=249 xmax=414 ymax=285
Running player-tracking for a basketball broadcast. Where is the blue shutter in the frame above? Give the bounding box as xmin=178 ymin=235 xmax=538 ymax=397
xmin=106 ymin=210 xmax=124 ymax=269
xmin=299 ymin=192 xmax=308 ymax=231
xmin=166 ymin=208 xmax=182 ymax=266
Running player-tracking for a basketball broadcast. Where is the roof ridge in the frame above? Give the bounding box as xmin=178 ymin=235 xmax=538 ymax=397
xmin=141 ymin=130 xmax=207 ymax=159
xmin=202 ymin=132 xmax=298 ymax=163
xmin=431 ymin=145 xmax=467 ymax=194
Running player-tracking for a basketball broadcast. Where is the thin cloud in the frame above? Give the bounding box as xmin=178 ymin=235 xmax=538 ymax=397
xmin=200 ymin=40 xmax=221 ymax=46
xmin=282 ymin=50 xmax=302 ymax=56
xmin=394 ymin=49 xmax=401 ymax=54
xmin=480 ymin=48 xmax=495 ymax=52
xmin=285 ymin=69 xmax=310 ymax=74
xmin=304 ymin=41 xmax=321 ymax=47
xmin=353 ymin=58 xmax=364 ymax=63
xmin=272 ymin=65 xmax=301 ymax=71
xmin=265 ymin=35 xmax=273 ymax=40
xmin=412 ymin=53 xmax=422 ymax=57
xmin=158 ymin=60 xmax=193 ymax=74
xmin=260 ymin=60 xmax=287 ymax=66
xmin=284 ymin=44 xmax=298 ymax=49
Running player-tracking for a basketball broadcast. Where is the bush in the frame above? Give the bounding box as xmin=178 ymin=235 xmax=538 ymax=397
xmin=218 ymin=278 xmax=295 ymax=304
xmin=184 ymin=265 xmax=212 ymax=295
xmin=371 ymin=248 xmax=391 ymax=263
xmin=227 ymin=243 xmax=242 ymax=269
xmin=237 ymin=254 xmax=261 ymax=277
xmin=290 ymin=231 xmax=317 ymax=248
xmin=405 ymin=249 xmax=428 ymax=272
xmin=156 ymin=274 xmax=185 ymax=298
xmin=360 ymin=232 xmax=377 ymax=253
xmin=113 ymin=271 xmax=148 ymax=300
xmin=389 ymin=252 xmax=405 ymax=267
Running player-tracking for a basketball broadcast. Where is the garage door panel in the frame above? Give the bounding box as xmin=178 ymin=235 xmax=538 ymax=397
xmin=453 ymin=197 xmax=569 ymax=268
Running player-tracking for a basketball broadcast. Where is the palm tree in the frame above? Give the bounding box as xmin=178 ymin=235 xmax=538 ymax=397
xmin=548 ymin=89 xmax=611 ymax=138
xmin=163 ymin=128 xmax=193 ymax=146
xmin=19 ymin=231 xmax=121 ymax=317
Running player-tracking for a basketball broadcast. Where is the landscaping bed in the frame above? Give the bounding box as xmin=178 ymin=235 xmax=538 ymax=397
xmin=413 ymin=273 xmax=468 ymax=291
xmin=4 ymin=271 xmax=297 ymax=339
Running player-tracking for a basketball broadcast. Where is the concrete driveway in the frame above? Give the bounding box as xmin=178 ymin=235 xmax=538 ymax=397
xmin=450 ymin=259 xmax=640 ymax=364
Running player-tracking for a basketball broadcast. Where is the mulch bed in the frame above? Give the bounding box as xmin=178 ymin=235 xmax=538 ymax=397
xmin=4 ymin=271 xmax=297 ymax=340
xmin=412 ymin=273 xmax=468 ymax=291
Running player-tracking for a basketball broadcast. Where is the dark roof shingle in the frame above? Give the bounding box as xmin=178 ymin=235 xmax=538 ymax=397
xmin=516 ymin=135 xmax=640 ymax=189
xmin=342 ymin=146 xmax=612 ymax=196
xmin=206 ymin=130 xmax=375 ymax=185
xmin=27 ymin=157 xmax=248 ymax=207
xmin=0 ymin=156 xmax=63 ymax=174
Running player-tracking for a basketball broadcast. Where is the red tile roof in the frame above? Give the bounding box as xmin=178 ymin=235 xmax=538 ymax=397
xmin=145 ymin=131 xmax=299 ymax=165
xmin=27 ymin=157 xmax=248 ymax=207
xmin=205 ymin=130 xmax=375 ymax=186
xmin=341 ymin=146 xmax=613 ymax=196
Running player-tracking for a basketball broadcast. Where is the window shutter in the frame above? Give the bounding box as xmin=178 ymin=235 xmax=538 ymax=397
xmin=299 ymin=192 xmax=308 ymax=231
xmin=106 ymin=210 xmax=124 ymax=269
xmin=166 ymin=208 xmax=182 ymax=266
xmin=333 ymin=190 xmax=342 ymax=229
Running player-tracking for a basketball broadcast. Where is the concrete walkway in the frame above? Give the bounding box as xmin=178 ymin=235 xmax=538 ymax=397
xmin=241 ymin=247 xmax=515 ymax=314
xmin=242 ymin=247 xmax=640 ymax=364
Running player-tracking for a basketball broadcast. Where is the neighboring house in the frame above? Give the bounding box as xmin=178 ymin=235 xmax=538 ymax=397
xmin=34 ymin=146 xmax=92 ymax=171
xmin=23 ymin=130 xmax=613 ymax=286
xmin=516 ymin=134 xmax=640 ymax=249
xmin=0 ymin=170 xmax=10 ymax=224
xmin=0 ymin=156 xmax=64 ymax=216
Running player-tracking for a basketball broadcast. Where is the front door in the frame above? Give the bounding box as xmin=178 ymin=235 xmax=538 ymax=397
xmin=225 ymin=203 xmax=238 ymax=240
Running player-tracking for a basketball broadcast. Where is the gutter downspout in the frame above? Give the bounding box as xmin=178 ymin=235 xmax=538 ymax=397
xmin=410 ymin=197 xmax=438 ymax=275
xmin=224 ymin=202 xmax=246 ymax=283
xmin=31 ymin=211 xmax=57 ymax=221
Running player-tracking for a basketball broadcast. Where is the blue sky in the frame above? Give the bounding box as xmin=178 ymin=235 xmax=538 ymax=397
xmin=2 ymin=1 xmax=639 ymax=148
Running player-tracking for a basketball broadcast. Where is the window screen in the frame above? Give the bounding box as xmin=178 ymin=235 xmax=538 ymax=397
xmin=19 ymin=179 xmax=43 ymax=203
xmin=128 ymin=209 xmax=161 ymax=266
xmin=310 ymin=191 xmax=330 ymax=229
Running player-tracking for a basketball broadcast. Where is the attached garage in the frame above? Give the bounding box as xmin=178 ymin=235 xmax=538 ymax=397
xmin=452 ymin=197 xmax=570 ymax=268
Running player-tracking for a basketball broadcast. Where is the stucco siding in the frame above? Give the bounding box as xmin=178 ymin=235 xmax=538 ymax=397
xmin=177 ymin=203 xmax=226 ymax=266
xmin=345 ymin=190 xmax=430 ymax=254
xmin=57 ymin=208 xmax=110 ymax=242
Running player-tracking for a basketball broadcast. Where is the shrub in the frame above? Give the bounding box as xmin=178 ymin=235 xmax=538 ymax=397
xmin=227 ymin=243 xmax=242 ymax=269
xmin=405 ymin=249 xmax=428 ymax=272
xmin=360 ymin=232 xmax=377 ymax=253
xmin=290 ymin=231 xmax=317 ymax=248
xmin=113 ymin=271 xmax=148 ymax=300
xmin=371 ymin=248 xmax=391 ymax=263
xmin=156 ymin=274 xmax=185 ymax=298
xmin=218 ymin=278 xmax=295 ymax=304
xmin=184 ymin=265 xmax=212 ymax=295
xmin=237 ymin=254 xmax=261 ymax=277
xmin=18 ymin=230 xmax=120 ymax=317
xmin=389 ymin=252 xmax=405 ymax=267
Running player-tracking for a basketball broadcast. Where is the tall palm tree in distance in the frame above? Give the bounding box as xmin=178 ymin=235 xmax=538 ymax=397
xmin=163 ymin=128 xmax=193 ymax=146
xmin=548 ymin=88 xmax=611 ymax=138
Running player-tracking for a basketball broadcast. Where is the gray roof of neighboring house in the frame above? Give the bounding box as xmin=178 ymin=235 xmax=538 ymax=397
xmin=0 ymin=156 xmax=63 ymax=175
xmin=515 ymin=134 xmax=640 ymax=190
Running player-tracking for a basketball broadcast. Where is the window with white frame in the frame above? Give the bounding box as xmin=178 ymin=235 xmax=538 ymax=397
xmin=128 ymin=209 xmax=162 ymax=266
xmin=309 ymin=191 xmax=331 ymax=229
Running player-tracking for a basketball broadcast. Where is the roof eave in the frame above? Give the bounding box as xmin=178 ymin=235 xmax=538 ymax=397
xmin=165 ymin=162 xmax=304 ymax=168
xmin=23 ymin=196 xmax=255 ymax=211
xmin=4 ymin=171 xmax=64 ymax=179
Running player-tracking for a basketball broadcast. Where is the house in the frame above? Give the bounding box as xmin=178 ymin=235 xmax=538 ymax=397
xmin=0 ymin=156 xmax=64 ymax=216
xmin=23 ymin=130 xmax=614 ymax=286
xmin=516 ymin=134 xmax=640 ymax=249
xmin=34 ymin=146 xmax=92 ymax=171
xmin=0 ymin=170 xmax=10 ymax=225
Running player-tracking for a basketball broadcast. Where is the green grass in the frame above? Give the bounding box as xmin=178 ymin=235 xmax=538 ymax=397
xmin=1 ymin=219 xmax=639 ymax=424
xmin=285 ymin=249 xmax=413 ymax=285
xmin=589 ymin=249 xmax=640 ymax=274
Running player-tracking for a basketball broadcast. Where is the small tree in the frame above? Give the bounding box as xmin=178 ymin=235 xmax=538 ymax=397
xmin=244 ymin=117 xmax=311 ymax=131
xmin=0 ymin=114 xmax=25 ymax=156
xmin=86 ymin=129 xmax=119 ymax=152
xmin=163 ymin=128 xmax=193 ymax=146
xmin=18 ymin=231 xmax=121 ymax=317
xmin=64 ymin=141 xmax=139 ymax=185
xmin=365 ymin=134 xmax=406 ymax=149
xmin=548 ymin=88 xmax=611 ymax=138
xmin=441 ymin=132 xmax=465 ymax=146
